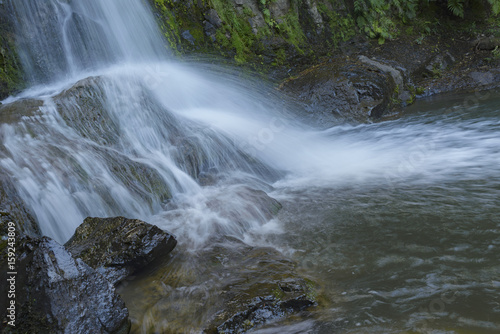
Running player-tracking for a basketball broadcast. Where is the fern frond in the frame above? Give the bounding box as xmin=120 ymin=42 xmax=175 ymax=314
xmin=447 ymin=0 xmax=465 ymax=18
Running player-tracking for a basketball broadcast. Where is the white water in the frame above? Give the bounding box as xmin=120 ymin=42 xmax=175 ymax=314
xmin=1 ymin=0 xmax=500 ymax=246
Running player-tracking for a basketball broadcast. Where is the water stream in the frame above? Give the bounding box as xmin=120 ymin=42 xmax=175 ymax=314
xmin=0 ymin=0 xmax=499 ymax=333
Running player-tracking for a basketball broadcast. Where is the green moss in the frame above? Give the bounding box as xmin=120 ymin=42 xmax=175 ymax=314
xmin=276 ymin=10 xmax=305 ymax=51
xmin=317 ymin=2 xmax=356 ymax=47
xmin=210 ymin=0 xmax=257 ymax=62
xmin=0 ymin=35 xmax=24 ymax=98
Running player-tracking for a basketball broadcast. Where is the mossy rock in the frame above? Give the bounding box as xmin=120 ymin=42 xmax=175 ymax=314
xmin=0 ymin=2 xmax=25 ymax=99
xmin=65 ymin=216 xmax=177 ymax=284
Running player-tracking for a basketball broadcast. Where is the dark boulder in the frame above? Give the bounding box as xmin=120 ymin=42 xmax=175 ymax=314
xmin=65 ymin=216 xmax=177 ymax=285
xmin=280 ymin=57 xmax=397 ymax=124
xmin=0 ymin=236 xmax=130 ymax=334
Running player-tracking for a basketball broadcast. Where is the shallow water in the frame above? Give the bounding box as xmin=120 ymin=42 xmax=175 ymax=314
xmin=263 ymin=92 xmax=500 ymax=333
xmin=115 ymin=90 xmax=500 ymax=333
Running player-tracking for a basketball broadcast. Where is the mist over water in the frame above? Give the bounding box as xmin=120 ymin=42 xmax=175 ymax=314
xmin=1 ymin=0 xmax=500 ymax=332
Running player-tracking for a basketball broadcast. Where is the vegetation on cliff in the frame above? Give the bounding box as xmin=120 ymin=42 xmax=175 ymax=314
xmin=148 ymin=0 xmax=500 ymax=70
xmin=0 ymin=4 xmax=24 ymax=100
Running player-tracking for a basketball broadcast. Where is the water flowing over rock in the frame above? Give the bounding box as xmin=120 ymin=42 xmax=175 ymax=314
xmin=119 ymin=236 xmax=316 ymax=333
xmin=206 ymin=238 xmax=315 ymax=333
xmin=0 ymin=236 xmax=130 ymax=334
xmin=5 ymin=0 xmax=167 ymax=85
xmin=65 ymin=216 xmax=177 ymax=285
xmin=0 ymin=172 xmax=40 ymax=237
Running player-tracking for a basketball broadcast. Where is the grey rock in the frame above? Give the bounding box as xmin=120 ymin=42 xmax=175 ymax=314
xmin=420 ymin=52 xmax=455 ymax=78
xmin=359 ymin=55 xmax=404 ymax=91
xmin=206 ymin=237 xmax=316 ymax=333
xmin=205 ymin=8 xmax=222 ymax=28
xmin=304 ymin=0 xmax=324 ymax=32
xmin=475 ymin=36 xmax=500 ymax=50
xmin=0 ymin=236 xmax=130 ymax=334
xmin=0 ymin=98 xmax=43 ymax=125
xmin=204 ymin=20 xmax=217 ymax=40
xmin=469 ymin=71 xmax=496 ymax=86
xmin=269 ymin=0 xmax=291 ymax=18
xmin=181 ymin=30 xmax=196 ymax=45
xmin=65 ymin=216 xmax=177 ymax=285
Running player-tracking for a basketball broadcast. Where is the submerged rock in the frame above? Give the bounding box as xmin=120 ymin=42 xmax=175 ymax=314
xmin=206 ymin=238 xmax=316 ymax=333
xmin=0 ymin=236 xmax=130 ymax=334
xmin=65 ymin=216 xmax=177 ymax=285
xmin=119 ymin=235 xmax=316 ymax=333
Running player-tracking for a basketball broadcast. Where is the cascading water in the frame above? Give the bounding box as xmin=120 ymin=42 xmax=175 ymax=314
xmin=1 ymin=0 xmax=500 ymax=333
xmin=6 ymin=0 xmax=167 ymax=84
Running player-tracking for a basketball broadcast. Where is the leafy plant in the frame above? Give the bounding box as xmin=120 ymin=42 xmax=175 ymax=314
xmin=447 ymin=0 xmax=465 ymax=18
xmin=492 ymin=45 xmax=500 ymax=59
xmin=354 ymin=0 xmax=419 ymax=43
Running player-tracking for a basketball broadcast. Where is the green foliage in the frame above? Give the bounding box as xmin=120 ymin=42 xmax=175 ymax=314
xmin=489 ymin=0 xmax=500 ymax=14
xmin=210 ymin=0 xmax=257 ymax=63
xmin=354 ymin=0 xmax=418 ymax=43
xmin=0 ymin=37 xmax=24 ymax=97
xmin=354 ymin=0 xmax=500 ymax=43
xmin=492 ymin=45 xmax=500 ymax=58
xmin=447 ymin=0 xmax=466 ymax=17
xmin=317 ymin=2 xmax=356 ymax=46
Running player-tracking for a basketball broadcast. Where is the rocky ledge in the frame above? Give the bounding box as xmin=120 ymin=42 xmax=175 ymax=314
xmin=280 ymin=34 xmax=500 ymax=125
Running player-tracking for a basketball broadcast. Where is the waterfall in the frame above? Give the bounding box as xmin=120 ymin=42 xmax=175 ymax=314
xmin=1 ymin=0 xmax=291 ymax=244
xmin=1 ymin=0 xmax=500 ymax=248
xmin=5 ymin=0 xmax=167 ymax=84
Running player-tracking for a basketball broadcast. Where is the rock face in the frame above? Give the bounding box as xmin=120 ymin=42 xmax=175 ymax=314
xmin=149 ymin=0 xmax=354 ymax=65
xmin=280 ymin=57 xmax=397 ymax=124
xmin=65 ymin=216 xmax=177 ymax=285
xmin=0 ymin=236 xmax=130 ymax=334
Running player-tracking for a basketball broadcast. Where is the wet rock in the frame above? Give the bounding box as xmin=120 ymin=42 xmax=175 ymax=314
xmin=0 ymin=98 xmax=43 ymax=124
xmin=205 ymin=237 xmax=316 ymax=333
xmin=205 ymin=9 xmax=222 ymax=28
xmin=181 ymin=30 xmax=196 ymax=45
xmin=280 ymin=58 xmax=396 ymax=124
xmin=420 ymin=51 xmax=455 ymax=78
xmin=304 ymin=0 xmax=324 ymax=33
xmin=54 ymin=76 xmax=121 ymax=147
xmin=53 ymin=76 xmax=172 ymax=204
xmin=469 ymin=71 xmax=497 ymax=86
xmin=119 ymin=234 xmax=315 ymax=333
xmin=358 ymin=55 xmax=404 ymax=90
xmin=65 ymin=216 xmax=177 ymax=285
xmin=204 ymin=21 xmax=217 ymax=42
xmin=0 ymin=171 xmax=40 ymax=238
xmin=0 ymin=236 xmax=130 ymax=334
